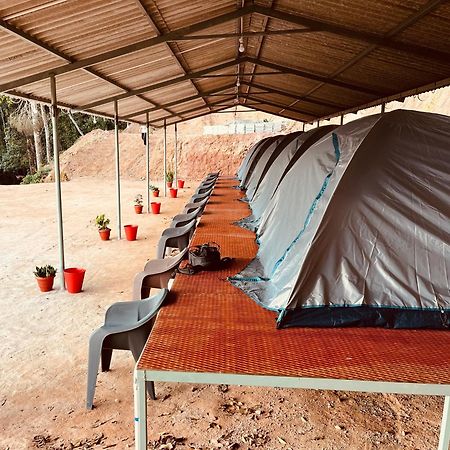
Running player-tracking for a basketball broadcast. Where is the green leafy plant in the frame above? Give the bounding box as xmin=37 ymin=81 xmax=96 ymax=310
xmin=149 ymin=185 xmax=159 ymax=192
xmin=21 ymin=167 xmax=50 ymax=184
xmin=95 ymin=214 xmax=110 ymax=230
xmin=165 ymin=169 xmax=174 ymax=183
xmin=33 ymin=265 xmax=57 ymax=278
xmin=134 ymin=194 xmax=143 ymax=206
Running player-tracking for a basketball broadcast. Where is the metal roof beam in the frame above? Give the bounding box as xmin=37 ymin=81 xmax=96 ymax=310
xmin=174 ymin=28 xmax=313 ymax=39
xmin=245 ymin=103 xmax=305 ymax=123
xmin=122 ymin=83 xmax=236 ymax=119
xmin=246 ymin=56 xmax=384 ymax=97
xmin=253 ymin=4 xmax=450 ymax=64
xmin=0 ymin=18 xmax=180 ymax=118
xmin=0 ymin=5 xmax=255 ymax=92
xmin=81 ymin=57 xmax=248 ymax=110
xmin=246 ymin=95 xmax=317 ymax=120
xmin=152 ymin=105 xmax=231 ymax=127
xmin=148 ymin=98 xmax=233 ymax=125
xmin=241 ymin=81 xmax=346 ymax=110
xmin=133 ymin=0 xmax=210 ymax=110
xmin=298 ymin=0 xmax=448 ymax=106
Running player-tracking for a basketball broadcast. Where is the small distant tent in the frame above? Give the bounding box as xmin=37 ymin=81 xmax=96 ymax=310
xmin=231 ymin=110 xmax=450 ymax=329
xmin=239 ymin=125 xmax=337 ymax=231
xmin=239 ymin=135 xmax=281 ymax=189
xmin=244 ymin=131 xmax=302 ymax=202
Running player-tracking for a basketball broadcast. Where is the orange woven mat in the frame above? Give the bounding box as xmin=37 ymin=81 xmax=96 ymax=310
xmin=138 ymin=178 xmax=450 ymax=385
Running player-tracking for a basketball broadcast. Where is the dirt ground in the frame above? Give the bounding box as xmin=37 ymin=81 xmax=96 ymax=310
xmin=0 ymin=177 xmax=445 ymax=450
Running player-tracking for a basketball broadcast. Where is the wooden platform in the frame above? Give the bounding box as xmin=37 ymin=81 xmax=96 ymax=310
xmin=138 ymin=177 xmax=450 ymax=386
xmin=134 ymin=177 xmax=450 ymax=450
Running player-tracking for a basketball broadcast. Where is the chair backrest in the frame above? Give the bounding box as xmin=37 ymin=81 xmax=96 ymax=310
xmin=172 ymin=210 xmax=200 ymax=227
xmin=184 ymin=196 xmax=208 ymax=214
xmin=137 ymin=288 xmax=168 ymax=321
xmin=191 ymin=192 xmax=211 ymax=203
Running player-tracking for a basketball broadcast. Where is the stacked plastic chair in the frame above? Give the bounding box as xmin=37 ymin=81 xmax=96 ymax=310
xmin=86 ymin=173 xmax=219 ymax=409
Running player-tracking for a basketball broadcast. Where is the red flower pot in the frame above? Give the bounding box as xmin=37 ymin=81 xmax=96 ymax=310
xmin=98 ymin=228 xmax=111 ymax=241
xmin=152 ymin=190 xmax=159 ymax=197
xmin=166 ymin=181 xmax=173 ymax=188
xmin=124 ymin=224 xmax=138 ymax=241
xmin=36 ymin=276 xmax=55 ymax=293
xmin=134 ymin=205 xmax=143 ymax=214
xmin=169 ymin=188 xmax=178 ymax=198
xmin=64 ymin=268 xmax=86 ymax=294
xmin=177 ymin=179 xmax=185 ymax=188
xmin=151 ymin=202 xmax=161 ymax=214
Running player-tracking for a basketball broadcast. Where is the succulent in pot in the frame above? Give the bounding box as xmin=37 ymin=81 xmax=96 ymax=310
xmin=34 ymin=264 xmax=57 ymax=292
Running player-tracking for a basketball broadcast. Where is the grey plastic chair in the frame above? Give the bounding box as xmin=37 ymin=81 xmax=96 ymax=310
xmin=183 ymin=196 xmax=209 ymax=214
xmin=190 ymin=190 xmax=212 ymax=203
xmin=156 ymin=218 xmax=196 ymax=259
xmin=195 ymin=184 xmax=214 ymax=196
xmin=132 ymin=249 xmax=188 ymax=300
xmin=86 ymin=288 xmax=168 ymax=409
xmin=170 ymin=209 xmax=202 ymax=228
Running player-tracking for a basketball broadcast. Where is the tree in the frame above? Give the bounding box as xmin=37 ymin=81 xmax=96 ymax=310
xmin=40 ymin=103 xmax=51 ymax=163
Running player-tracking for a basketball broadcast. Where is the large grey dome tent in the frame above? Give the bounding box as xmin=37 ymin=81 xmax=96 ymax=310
xmin=231 ymin=110 xmax=450 ymax=329
xmin=239 ymin=135 xmax=281 ymax=189
xmin=243 ymin=131 xmax=302 ymax=202
xmin=239 ymin=125 xmax=338 ymax=231
xmin=236 ymin=138 xmax=269 ymax=181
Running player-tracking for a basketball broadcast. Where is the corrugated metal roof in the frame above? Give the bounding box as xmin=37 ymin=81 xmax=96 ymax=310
xmin=1 ymin=0 xmax=449 ymax=125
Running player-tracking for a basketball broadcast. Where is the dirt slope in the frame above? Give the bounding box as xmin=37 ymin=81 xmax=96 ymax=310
xmin=55 ymin=129 xmax=272 ymax=182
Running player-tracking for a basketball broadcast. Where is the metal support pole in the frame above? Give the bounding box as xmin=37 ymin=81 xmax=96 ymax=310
xmin=163 ymin=118 xmax=167 ymax=197
xmin=50 ymin=74 xmax=65 ymax=290
xmin=317 ymin=120 xmax=320 ymax=128
xmin=438 ymin=396 xmax=450 ymax=450
xmin=114 ymin=100 xmax=122 ymax=239
xmin=340 ymin=114 xmax=344 ymax=125
xmin=174 ymin=123 xmax=178 ymax=186
xmin=302 ymin=122 xmax=305 ymax=132
xmin=381 ymin=103 xmax=386 ymax=114
xmin=146 ymin=113 xmax=150 ymax=213
xmin=133 ymin=369 xmax=148 ymax=450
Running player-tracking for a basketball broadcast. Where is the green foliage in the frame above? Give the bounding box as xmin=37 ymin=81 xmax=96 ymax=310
xmin=33 ymin=265 xmax=57 ymax=278
xmin=0 ymin=94 xmax=126 ymax=180
xmin=165 ymin=169 xmax=174 ymax=183
xmin=134 ymin=194 xmax=143 ymax=206
xmin=0 ymin=97 xmax=29 ymax=176
xmin=21 ymin=167 xmax=50 ymax=184
xmin=95 ymin=214 xmax=110 ymax=230
xmin=56 ymin=112 xmax=125 ymax=152
xmin=149 ymin=185 xmax=159 ymax=192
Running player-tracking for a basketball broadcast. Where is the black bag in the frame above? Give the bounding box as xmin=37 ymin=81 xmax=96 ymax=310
xmin=178 ymin=242 xmax=233 ymax=275
xmin=189 ymin=242 xmax=221 ymax=269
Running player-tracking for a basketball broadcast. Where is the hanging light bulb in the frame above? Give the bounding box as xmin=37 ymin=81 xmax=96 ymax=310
xmin=236 ymin=78 xmax=241 ymax=87
xmin=238 ymin=37 xmax=245 ymax=53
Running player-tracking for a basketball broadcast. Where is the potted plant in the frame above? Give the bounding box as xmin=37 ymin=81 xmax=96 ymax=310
xmin=134 ymin=194 xmax=143 ymax=214
xmin=95 ymin=214 xmax=111 ymax=240
xmin=150 ymin=185 xmax=160 ymax=197
xmin=34 ymin=264 xmax=57 ymax=292
xmin=165 ymin=169 xmax=174 ymax=188
xmin=177 ymin=179 xmax=185 ymax=188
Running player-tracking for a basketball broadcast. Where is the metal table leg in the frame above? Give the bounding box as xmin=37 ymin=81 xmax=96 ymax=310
xmin=438 ymin=396 xmax=450 ymax=450
xmin=134 ymin=369 xmax=147 ymax=450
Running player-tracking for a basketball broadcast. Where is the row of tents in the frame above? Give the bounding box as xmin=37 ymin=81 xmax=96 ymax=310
xmin=230 ymin=110 xmax=450 ymax=329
